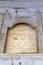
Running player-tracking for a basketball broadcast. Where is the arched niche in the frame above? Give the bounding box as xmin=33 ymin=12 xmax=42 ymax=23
xmin=4 ymin=21 xmax=38 ymax=54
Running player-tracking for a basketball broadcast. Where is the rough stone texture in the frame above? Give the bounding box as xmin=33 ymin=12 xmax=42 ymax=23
xmin=0 ymin=2 xmax=43 ymax=8
xmin=0 ymin=14 xmax=3 ymax=30
xmin=0 ymin=60 xmax=12 ymax=65
xmin=0 ymin=54 xmax=43 ymax=65
xmin=0 ymin=2 xmax=43 ymax=65
xmin=5 ymin=23 xmax=37 ymax=53
xmin=0 ymin=8 xmax=42 ymax=53
xmin=35 ymin=11 xmax=43 ymax=53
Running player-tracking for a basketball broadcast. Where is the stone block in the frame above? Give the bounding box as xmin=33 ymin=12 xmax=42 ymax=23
xmin=20 ymin=58 xmax=32 ymax=65
xmin=13 ymin=59 xmax=20 ymax=65
xmin=33 ymin=60 xmax=43 ymax=65
xmin=0 ymin=60 xmax=12 ymax=65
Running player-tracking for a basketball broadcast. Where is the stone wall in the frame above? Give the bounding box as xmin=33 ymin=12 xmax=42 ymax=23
xmin=0 ymin=8 xmax=43 ymax=53
xmin=0 ymin=2 xmax=43 ymax=65
xmin=0 ymin=54 xmax=43 ymax=65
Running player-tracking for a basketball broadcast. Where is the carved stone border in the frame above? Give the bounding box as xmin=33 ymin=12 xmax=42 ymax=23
xmin=0 ymin=8 xmax=42 ymax=53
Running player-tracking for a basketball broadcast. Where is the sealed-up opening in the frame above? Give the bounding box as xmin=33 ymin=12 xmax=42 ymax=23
xmin=5 ymin=23 xmax=38 ymax=54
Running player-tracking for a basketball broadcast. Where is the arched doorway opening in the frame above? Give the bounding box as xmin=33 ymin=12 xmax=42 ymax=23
xmin=5 ymin=23 xmax=38 ymax=54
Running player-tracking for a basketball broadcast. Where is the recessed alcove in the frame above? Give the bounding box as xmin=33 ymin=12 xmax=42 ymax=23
xmin=5 ymin=23 xmax=38 ymax=54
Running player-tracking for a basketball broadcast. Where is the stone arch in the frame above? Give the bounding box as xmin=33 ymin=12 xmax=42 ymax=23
xmin=4 ymin=19 xmax=38 ymax=54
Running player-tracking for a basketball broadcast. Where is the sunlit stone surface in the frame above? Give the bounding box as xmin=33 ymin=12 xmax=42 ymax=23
xmin=5 ymin=23 xmax=37 ymax=53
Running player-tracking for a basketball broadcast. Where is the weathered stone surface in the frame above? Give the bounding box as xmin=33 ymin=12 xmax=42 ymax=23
xmin=0 ymin=2 xmax=43 ymax=8
xmin=36 ymin=11 xmax=42 ymax=53
xmin=33 ymin=60 xmax=43 ymax=65
xmin=19 ymin=58 xmax=32 ymax=65
xmin=0 ymin=8 xmax=42 ymax=53
xmin=0 ymin=1 xmax=43 ymax=65
xmin=13 ymin=59 xmax=20 ymax=65
xmin=0 ymin=54 xmax=43 ymax=65
xmin=0 ymin=14 xmax=3 ymax=30
xmin=5 ymin=23 xmax=37 ymax=53
xmin=0 ymin=60 xmax=12 ymax=65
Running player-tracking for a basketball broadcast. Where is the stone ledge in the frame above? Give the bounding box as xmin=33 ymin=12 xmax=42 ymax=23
xmin=0 ymin=54 xmax=43 ymax=59
xmin=0 ymin=2 xmax=42 ymax=8
xmin=0 ymin=54 xmax=43 ymax=65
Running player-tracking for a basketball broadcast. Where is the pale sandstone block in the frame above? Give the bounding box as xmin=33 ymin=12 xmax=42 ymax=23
xmin=5 ymin=23 xmax=38 ymax=53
